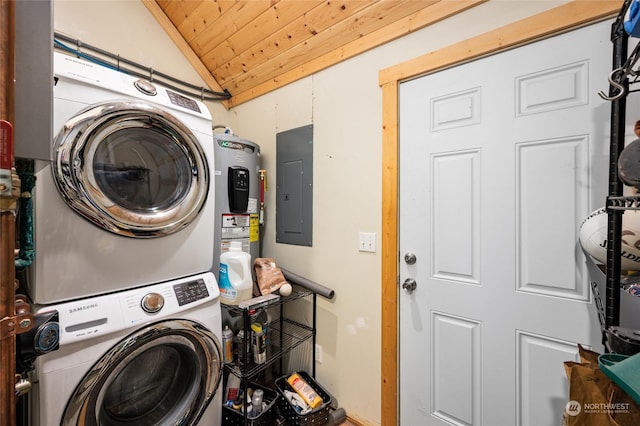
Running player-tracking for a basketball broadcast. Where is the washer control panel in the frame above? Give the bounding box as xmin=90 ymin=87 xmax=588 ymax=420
xmin=173 ymin=278 xmax=210 ymax=306
xmin=47 ymin=272 xmax=219 ymax=346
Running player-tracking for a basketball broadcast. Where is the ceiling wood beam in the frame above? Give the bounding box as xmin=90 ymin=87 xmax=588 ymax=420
xmin=201 ymin=0 xmax=325 ymax=73
xmin=141 ymin=0 xmax=227 ymax=100
xmin=175 ymin=1 xmax=225 ymax=45
xmin=225 ymin=0 xmax=440 ymax=94
xmin=190 ymin=0 xmax=276 ymax=57
xmin=228 ymin=0 xmax=486 ymax=107
xmin=155 ymin=0 xmax=204 ymax=30
xmin=211 ymin=0 xmax=375 ymax=84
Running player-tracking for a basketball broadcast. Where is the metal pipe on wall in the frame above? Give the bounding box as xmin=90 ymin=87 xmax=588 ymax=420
xmin=280 ymin=267 xmax=335 ymax=300
xmin=0 ymin=1 xmax=16 ymax=424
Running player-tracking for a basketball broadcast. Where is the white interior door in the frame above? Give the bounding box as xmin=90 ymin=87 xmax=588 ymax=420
xmin=399 ymin=21 xmax=613 ymax=426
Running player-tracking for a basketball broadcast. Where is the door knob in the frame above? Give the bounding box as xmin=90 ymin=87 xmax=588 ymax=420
xmin=402 ymin=278 xmax=417 ymax=294
xmin=404 ymin=252 xmax=417 ymax=265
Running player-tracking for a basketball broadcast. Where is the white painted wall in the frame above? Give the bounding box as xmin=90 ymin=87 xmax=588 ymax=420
xmin=54 ymin=1 xmax=570 ymax=424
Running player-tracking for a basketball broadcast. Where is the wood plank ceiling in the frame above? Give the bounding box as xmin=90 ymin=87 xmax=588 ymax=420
xmin=143 ymin=0 xmax=487 ymax=108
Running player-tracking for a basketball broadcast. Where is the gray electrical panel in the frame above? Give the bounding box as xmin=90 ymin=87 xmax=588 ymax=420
xmin=276 ymin=124 xmax=313 ymax=246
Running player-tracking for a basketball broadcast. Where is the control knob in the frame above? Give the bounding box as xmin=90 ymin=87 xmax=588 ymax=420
xmin=141 ymin=292 xmax=164 ymax=313
xmin=134 ymin=79 xmax=157 ymax=96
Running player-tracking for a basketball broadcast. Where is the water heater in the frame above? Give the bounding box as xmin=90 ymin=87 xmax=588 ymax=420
xmin=213 ymin=132 xmax=261 ymax=280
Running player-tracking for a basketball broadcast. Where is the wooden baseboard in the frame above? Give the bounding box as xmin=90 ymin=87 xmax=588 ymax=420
xmin=345 ymin=416 xmax=368 ymax=426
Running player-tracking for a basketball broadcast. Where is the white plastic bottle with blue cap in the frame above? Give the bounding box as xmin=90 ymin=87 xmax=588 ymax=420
xmin=218 ymin=241 xmax=253 ymax=305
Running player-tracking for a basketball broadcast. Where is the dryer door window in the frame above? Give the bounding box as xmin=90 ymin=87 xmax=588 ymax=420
xmin=62 ymin=319 xmax=222 ymax=425
xmin=53 ymin=100 xmax=209 ymax=238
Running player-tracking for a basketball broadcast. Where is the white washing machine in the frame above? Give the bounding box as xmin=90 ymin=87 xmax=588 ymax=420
xmin=24 ymin=51 xmax=215 ymax=304
xmin=28 ymin=272 xmax=223 ymax=426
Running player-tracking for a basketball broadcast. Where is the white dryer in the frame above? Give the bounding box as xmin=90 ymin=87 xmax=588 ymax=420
xmin=24 ymin=51 xmax=215 ymax=304
xmin=28 ymin=272 xmax=223 ymax=426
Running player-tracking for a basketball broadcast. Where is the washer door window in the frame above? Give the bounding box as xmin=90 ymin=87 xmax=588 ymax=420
xmin=53 ymin=100 xmax=209 ymax=238
xmin=62 ymin=319 xmax=222 ymax=426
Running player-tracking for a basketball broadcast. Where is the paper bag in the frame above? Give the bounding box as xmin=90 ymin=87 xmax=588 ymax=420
xmin=254 ymin=258 xmax=288 ymax=295
xmin=563 ymin=345 xmax=640 ymax=426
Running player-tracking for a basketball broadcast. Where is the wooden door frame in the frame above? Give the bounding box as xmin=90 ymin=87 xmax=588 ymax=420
xmin=378 ymin=1 xmax=622 ymax=424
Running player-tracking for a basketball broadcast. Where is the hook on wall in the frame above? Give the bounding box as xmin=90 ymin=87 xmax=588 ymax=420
xmin=599 ymin=68 xmax=628 ymax=101
xmin=599 ymin=41 xmax=640 ymax=101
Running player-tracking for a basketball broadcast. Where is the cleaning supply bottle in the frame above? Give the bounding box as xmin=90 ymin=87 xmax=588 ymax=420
xmin=218 ymin=241 xmax=253 ymax=305
xmin=287 ymin=372 xmax=323 ymax=409
xmin=222 ymin=325 xmax=234 ymax=364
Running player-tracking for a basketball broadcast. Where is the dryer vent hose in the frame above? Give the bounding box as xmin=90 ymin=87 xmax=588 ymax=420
xmin=15 ymin=159 xmax=34 ymax=271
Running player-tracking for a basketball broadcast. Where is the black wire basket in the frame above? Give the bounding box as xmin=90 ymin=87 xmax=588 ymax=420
xmin=275 ymin=371 xmax=332 ymax=426
xmin=222 ymin=383 xmax=279 ymax=426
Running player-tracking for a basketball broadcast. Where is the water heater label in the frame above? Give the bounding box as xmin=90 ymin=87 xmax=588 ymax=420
xmin=250 ymin=214 xmax=259 ymax=242
xmin=247 ymin=198 xmax=258 ymax=213
xmin=221 ymin=213 xmax=250 ymax=239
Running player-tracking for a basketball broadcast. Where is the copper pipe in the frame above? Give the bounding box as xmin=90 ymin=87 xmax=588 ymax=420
xmin=0 ymin=0 xmax=16 ymax=425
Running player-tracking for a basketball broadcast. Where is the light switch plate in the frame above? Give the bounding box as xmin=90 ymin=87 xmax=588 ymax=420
xmin=358 ymin=232 xmax=376 ymax=252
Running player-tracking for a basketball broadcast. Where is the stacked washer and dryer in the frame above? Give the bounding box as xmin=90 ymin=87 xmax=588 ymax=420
xmin=20 ymin=52 xmax=224 ymax=425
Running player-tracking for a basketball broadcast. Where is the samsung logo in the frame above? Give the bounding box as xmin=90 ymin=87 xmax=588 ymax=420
xmin=69 ymin=303 xmax=98 ymax=314
xmin=64 ymin=56 xmax=94 ymax=68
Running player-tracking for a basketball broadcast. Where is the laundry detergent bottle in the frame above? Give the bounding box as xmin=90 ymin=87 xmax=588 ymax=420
xmin=218 ymin=241 xmax=253 ymax=305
